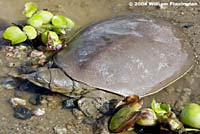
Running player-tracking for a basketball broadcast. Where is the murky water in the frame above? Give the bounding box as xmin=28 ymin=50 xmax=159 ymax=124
xmin=0 ymin=0 xmax=200 ymax=133
xmin=0 ymin=0 xmax=132 ymax=28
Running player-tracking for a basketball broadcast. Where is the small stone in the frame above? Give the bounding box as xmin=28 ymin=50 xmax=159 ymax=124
xmin=1 ymin=78 xmax=17 ymax=90
xmin=10 ymin=97 xmax=26 ymax=106
xmin=17 ymin=45 xmax=27 ymax=51
xmin=32 ymin=108 xmax=45 ymax=116
xmin=72 ymin=109 xmax=84 ymax=120
xmin=62 ymin=98 xmax=77 ymax=109
xmin=53 ymin=125 xmax=67 ymax=134
xmin=30 ymin=50 xmax=44 ymax=58
xmin=13 ymin=106 xmax=33 ymax=120
xmin=40 ymin=98 xmax=48 ymax=105
xmin=5 ymin=46 xmax=14 ymax=52
xmin=78 ymin=97 xmax=102 ymax=118
xmin=182 ymin=24 xmax=193 ymax=29
xmin=180 ymin=12 xmax=184 ymax=15
xmin=7 ymin=62 xmax=15 ymax=67
xmin=98 ymin=99 xmax=118 ymax=115
xmin=6 ymin=52 xmax=14 ymax=57
xmin=29 ymin=95 xmax=42 ymax=105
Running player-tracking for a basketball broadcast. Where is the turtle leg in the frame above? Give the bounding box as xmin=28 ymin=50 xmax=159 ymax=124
xmin=77 ymin=89 xmax=123 ymax=118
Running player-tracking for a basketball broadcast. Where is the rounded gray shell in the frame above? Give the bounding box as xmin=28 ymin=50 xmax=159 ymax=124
xmin=54 ymin=14 xmax=193 ymax=97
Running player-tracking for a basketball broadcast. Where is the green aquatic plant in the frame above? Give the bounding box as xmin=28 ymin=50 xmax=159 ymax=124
xmin=2 ymin=2 xmax=75 ymax=50
xmin=36 ymin=10 xmax=53 ymax=24
xmin=23 ymin=25 xmax=37 ymax=40
xmin=27 ymin=13 xmax=43 ymax=28
xmin=41 ymin=31 xmax=62 ymax=50
xmin=41 ymin=31 xmax=59 ymax=44
xmin=3 ymin=26 xmax=27 ymax=45
xmin=136 ymin=108 xmax=157 ymax=126
xmin=23 ymin=2 xmax=37 ymax=18
xmin=109 ymin=96 xmax=143 ymax=133
xmin=180 ymin=103 xmax=200 ymax=129
xmin=151 ymin=99 xmax=171 ymax=118
xmin=52 ymin=15 xmax=75 ymax=29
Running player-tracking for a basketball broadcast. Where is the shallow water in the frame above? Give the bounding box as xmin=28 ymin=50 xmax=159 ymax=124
xmin=0 ymin=0 xmax=200 ymax=133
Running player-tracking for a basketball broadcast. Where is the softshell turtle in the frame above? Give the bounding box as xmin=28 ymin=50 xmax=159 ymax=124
xmin=21 ymin=14 xmax=193 ymax=116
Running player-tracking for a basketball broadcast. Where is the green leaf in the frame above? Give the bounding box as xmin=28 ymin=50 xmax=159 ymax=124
xmin=180 ymin=103 xmax=200 ymax=129
xmin=23 ymin=2 xmax=38 ymax=18
xmin=41 ymin=31 xmax=59 ymax=44
xmin=3 ymin=26 xmax=27 ymax=45
xmin=36 ymin=10 xmax=53 ymax=24
xmin=65 ymin=17 xmax=75 ymax=29
xmin=151 ymin=99 xmax=171 ymax=117
xmin=27 ymin=13 xmax=43 ymax=28
xmin=51 ymin=16 xmax=75 ymax=30
xmin=53 ymin=28 xmax=66 ymax=35
xmin=23 ymin=25 xmax=37 ymax=40
xmin=52 ymin=15 xmax=68 ymax=29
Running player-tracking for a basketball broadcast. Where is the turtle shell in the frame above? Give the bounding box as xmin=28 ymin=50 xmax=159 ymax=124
xmin=54 ymin=14 xmax=193 ymax=97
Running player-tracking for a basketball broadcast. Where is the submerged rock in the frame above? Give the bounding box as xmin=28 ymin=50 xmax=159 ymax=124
xmin=32 ymin=108 xmax=45 ymax=116
xmin=1 ymin=78 xmax=17 ymax=90
xmin=28 ymin=94 xmax=42 ymax=105
xmin=62 ymin=98 xmax=77 ymax=109
xmin=53 ymin=125 xmax=67 ymax=134
xmin=13 ymin=106 xmax=33 ymax=120
xmin=10 ymin=97 xmax=26 ymax=106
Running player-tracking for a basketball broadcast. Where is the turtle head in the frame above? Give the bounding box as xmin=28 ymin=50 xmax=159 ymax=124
xmin=21 ymin=67 xmax=75 ymax=95
xmin=21 ymin=67 xmax=51 ymax=89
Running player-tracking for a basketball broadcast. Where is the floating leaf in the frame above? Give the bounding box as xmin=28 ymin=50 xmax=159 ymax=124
xmin=51 ymin=15 xmax=68 ymax=29
xmin=180 ymin=103 xmax=200 ymax=129
xmin=151 ymin=99 xmax=171 ymax=118
xmin=36 ymin=10 xmax=53 ymax=24
xmin=23 ymin=2 xmax=37 ymax=18
xmin=53 ymin=28 xmax=66 ymax=35
xmin=41 ymin=31 xmax=59 ymax=44
xmin=65 ymin=17 xmax=75 ymax=29
xmin=109 ymin=96 xmax=143 ymax=133
xmin=27 ymin=14 xmax=43 ymax=28
xmin=3 ymin=26 xmax=27 ymax=45
xmin=23 ymin=25 xmax=37 ymax=40
xmin=136 ymin=108 xmax=157 ymax=126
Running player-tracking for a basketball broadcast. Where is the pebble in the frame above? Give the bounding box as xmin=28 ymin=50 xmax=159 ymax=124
xmin=29 ymin=95 xmax=42 ymax=105
xmin=98 ymin=99 xmax=119 ymax=115
xmin=78 ymin=97 xmax=102 ymax=118
xmin=53 ymin=125 xmax=67 ymax=134
xmin=32 ymin=108 xmax=45 ymax=116
xmin=72 ymin=109 xmax=85 ymax=120
xmin=182 ymin=24 xmax=193 ymax=29
xmin=10 ymin=97 xmax=26 ymax=106
xmin=1 ymin=78 xmax=17 ymax=90
xmin=4 ymin=45 xmax=28 ymax=59
xmin=13 ymin=106 xmax=33 ymax=120
xmin=30 ymin=50 xmax=44 ymax=58
xmin=62 ymin=98 xmax=77 ymax=109
xmin=17 ymin=45 xmax=27 ymax=51
xmin=7 ymin=62 xmax=16 ymax=67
